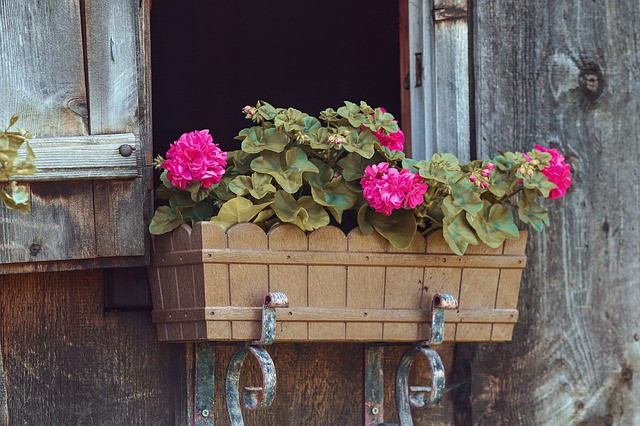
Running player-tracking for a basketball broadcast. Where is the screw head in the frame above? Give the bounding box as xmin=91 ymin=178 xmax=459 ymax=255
xmin=118 ymin=144 xmax=134 ymax=157
xmin=201 ymin=409 xmax=210 ymax=417
xmin=371 ymin=407 xmax=379 ymax=415
xmin=29 ymin=243 xmax=41 ymax=256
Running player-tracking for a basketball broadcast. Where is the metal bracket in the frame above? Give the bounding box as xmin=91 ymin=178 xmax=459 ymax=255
xmin=363 ymin=294 xmax=458 ymax=426
xmin=423 ymin=293 xmax=459 ymax=346
xmin=253 ymin=292 xmax=289 ymax=346
xmin=193 ymin=292 xmax=288 ymax=426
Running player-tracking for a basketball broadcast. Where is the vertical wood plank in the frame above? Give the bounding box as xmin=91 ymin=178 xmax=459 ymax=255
xmin=228 ymin=223 xmax=268 ymax=341
xmin=172 ymin=225 xmax=196 ymax=340
xmin=268 ymin=225 xmax=308 ymax=341
xmin=383 ymin=234 xmax=425 ymax=341
xmin=345 ymin=229 xmax=385 ymax=341
xmin=85 ymin=0 xmax=149 ymax=259
xmin=192 ymin=222 xmax=230 ymax=340
xmin=434 ymin=0 xmax=470 ymax=161
xmin=455 ymin=268 xmax=499 ymax=341
xmin=0 ymin=0 xmax=89 ymax=137
xmin=308 ymin=227 xmax=347 ymax=340
xmin=466 ymin=0 xmax=640 ymax=421
xmin=0 ymin=271 xmax=186 ymax=425
xmin=407 ymin=0 xmax=435 ymax=161
xmin=0 ymin=0 xmax=97 ymax=265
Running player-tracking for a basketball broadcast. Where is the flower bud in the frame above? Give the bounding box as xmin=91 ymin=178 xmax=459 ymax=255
xmin=469 ymin=174 xmax=477 ymax=182
xmin=486 ymin=162 xmax=495 ymax=170
xmin=481 ymin=181 xmax=489 ymax=189
xmin=481 ymin=169 xmax=491 ymax=177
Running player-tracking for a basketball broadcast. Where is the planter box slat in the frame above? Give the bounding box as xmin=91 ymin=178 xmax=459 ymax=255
xmin=148 ymin=223 xmax=528 ymax=343
xmin=151 ymin=307 xmax=519 ymax=324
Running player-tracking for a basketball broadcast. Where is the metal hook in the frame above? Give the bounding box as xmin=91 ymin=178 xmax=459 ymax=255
xmin=395 ymin=346 xmax=445 ymax=426
xmin=225 ymin=345 xmax=277 ymax=426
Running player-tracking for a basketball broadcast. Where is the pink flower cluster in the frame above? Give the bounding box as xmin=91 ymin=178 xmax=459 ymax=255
xmin=360 ymin=162 xmax=428 ymax=216
xmin=469 ymin=162 xmax=494 ymax=188
xmin=371 ymin=107 xmax=405 ymax=151
xmin=534 ymin=145 xmax=572 ymax=199
xmin=162 ymin=130 xmax=227 ymax=190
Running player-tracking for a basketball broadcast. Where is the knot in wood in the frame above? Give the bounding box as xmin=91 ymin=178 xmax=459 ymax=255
xmin=578 ymin=62 xmax=604 ymax=101
xmin=621 ymin=368 xmax=633 ymax=381
xmin=119 ymin=144 xmax=134 ymax=157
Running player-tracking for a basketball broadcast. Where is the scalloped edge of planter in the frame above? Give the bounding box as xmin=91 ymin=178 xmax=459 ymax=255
xmin=148 ymin=222 xmax=527 ymax=343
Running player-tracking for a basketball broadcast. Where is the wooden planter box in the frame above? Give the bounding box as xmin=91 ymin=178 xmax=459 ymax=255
xmin=148 ymin=222 xmax=527 ymax=343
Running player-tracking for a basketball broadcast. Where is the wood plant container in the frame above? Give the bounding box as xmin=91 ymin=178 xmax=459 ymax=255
xmin=148 ymin=222 xmax=527 ymax=343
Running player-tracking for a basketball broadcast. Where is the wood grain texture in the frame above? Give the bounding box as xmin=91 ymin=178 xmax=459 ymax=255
xmin=0 ymin=270 xmax=186 ymax=425
xmin=6 ymin=134 xmax=141 ymax=181
xmin=434 ymin=4 xmax=470 ymax=161
xmin=0 ymin=0 xmax=88 ymax=137
xmin=86 ymin=0 xmax=150 ymax=260
xmin=455 ymin=1 xmax=640 ymax=423
xmin=307 ymin=226 xmax=347 ymax=340
xmin=150 ymin=225 xmax=526 ymax=343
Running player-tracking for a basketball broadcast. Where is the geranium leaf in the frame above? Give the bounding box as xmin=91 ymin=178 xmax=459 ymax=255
xmin=517 ymin=190 xmax=550 ymax=232
xmin=149 ymin=206 xmax=183 ymax=235
xmin=337 ymin=152 xmax=367 ymax=181
xmin=450 ymin=181 xmax=483 ymax=216
xmin=251 ymin=147 xmax=319 ymax=193
xmin=238 ymin=126 xmax=289 ymax=154
xmin=466 ymin=201 xmax=519 ymax=248
xmin=342 ymin=128 xmax=376 ymax=159
xmin=210 ymin=197 xmax=274 ymax=231
xmin=229 ymin=173 xmax=276 ymax=199
xmin=442 ymin=212 xmax=478 ymax=255
xmin=366 ymin=208 xmax=416 ymax=249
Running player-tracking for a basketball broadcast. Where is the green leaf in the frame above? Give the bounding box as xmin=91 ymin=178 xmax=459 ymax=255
xmin=308 ymin=168 xmax=357 ymax=223
xmin=487 ymin=179 xmax=509 ymax=198
xmin=271 ymin=191 xmax=329 ymax=231
xmin=214 ymin=176 xmax=236 ymax=201
xmin=228 ymin=173 xmax=277 ymax=199
xmin=466 ymin=201 xmax=520 ymax=248
xmin=357 ymin=203 xmax=374 ymax=235
xmin=210 ymin=197 xmax=274 ymax=231
xmin=342 ymin=128 xmax=376 ymax=159
xmin=238 ymin=126 xmax=289 ymax=154
xmin=450 ymin=181 xmax=483 ymax=216
xmin=366 ymin=208 xmax=417 ymax=249
xmin=253 ymin=208 xmax=275 ymax=224
xmin=375 ymin=108 xmax=399 ymax=133
xmin=251 ymin=147 xmax=319 ymax=193
xmin=442 ymin=213 xmax=478 ymax=255
xmin=0 ymin=181 xmax=30 ymax=214
xmin=337 ymin=101 xmax=366 ymax=127
xmin=274 ymin=108 xmax=308 ymax=132
xmin=187 ymin=182 xmax=216 ymax=202
xmin=337 ymin=152 xmax=367 ymax=181
xmin=376 ymin=145 xmax=405 ymax=162
xmin=256 ymin=101 xmax=280 ymax=121
xmin=521 ymin=171 xmax=556 ymax=198
xmin=181 ymin=200 xmax=215 ymax=224
xmin=517 ymin=190 xmax=550 ymax=232
xmin=309 ymin=127 xmax=332 ymax=150
xmin=149 ymin=205 xmax=184 ymax=234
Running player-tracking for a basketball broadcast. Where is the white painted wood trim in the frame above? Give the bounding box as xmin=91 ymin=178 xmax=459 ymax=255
xmin=10 ymin=133 xmax=141 ymax=181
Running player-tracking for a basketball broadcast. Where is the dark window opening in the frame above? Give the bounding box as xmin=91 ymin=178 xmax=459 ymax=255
xmin=151 ymin=1 xmax=402 ymax=156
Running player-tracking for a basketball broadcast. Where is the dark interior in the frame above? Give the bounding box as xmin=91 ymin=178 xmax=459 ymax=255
xmin=151 ymin=1 xmax=401 ymax=155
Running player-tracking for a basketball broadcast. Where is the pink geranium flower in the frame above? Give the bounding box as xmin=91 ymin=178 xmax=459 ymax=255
xmin=370 ymin=107 xmax=406 ymax=152
xmin=162 ymin=130 xmax=227 ymax=190
xmin=534 ymin=145 xmax=572 ymax=199
xmin=360 ymin=162 xmax=428 ymax=216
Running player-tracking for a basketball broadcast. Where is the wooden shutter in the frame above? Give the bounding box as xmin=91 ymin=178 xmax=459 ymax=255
xmin=407 ymin=0 xmax=471 ymax=161
xmin=0 ymin=0 xmax=152 ymax=273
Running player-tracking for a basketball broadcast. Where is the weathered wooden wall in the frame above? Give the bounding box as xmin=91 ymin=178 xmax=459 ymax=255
xmin=450 ymin=0 xmax=640 ymax=424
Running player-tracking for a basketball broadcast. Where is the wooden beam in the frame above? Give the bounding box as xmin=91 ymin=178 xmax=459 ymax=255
xmin=8 ymin=133 xmax=141 ymax=181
